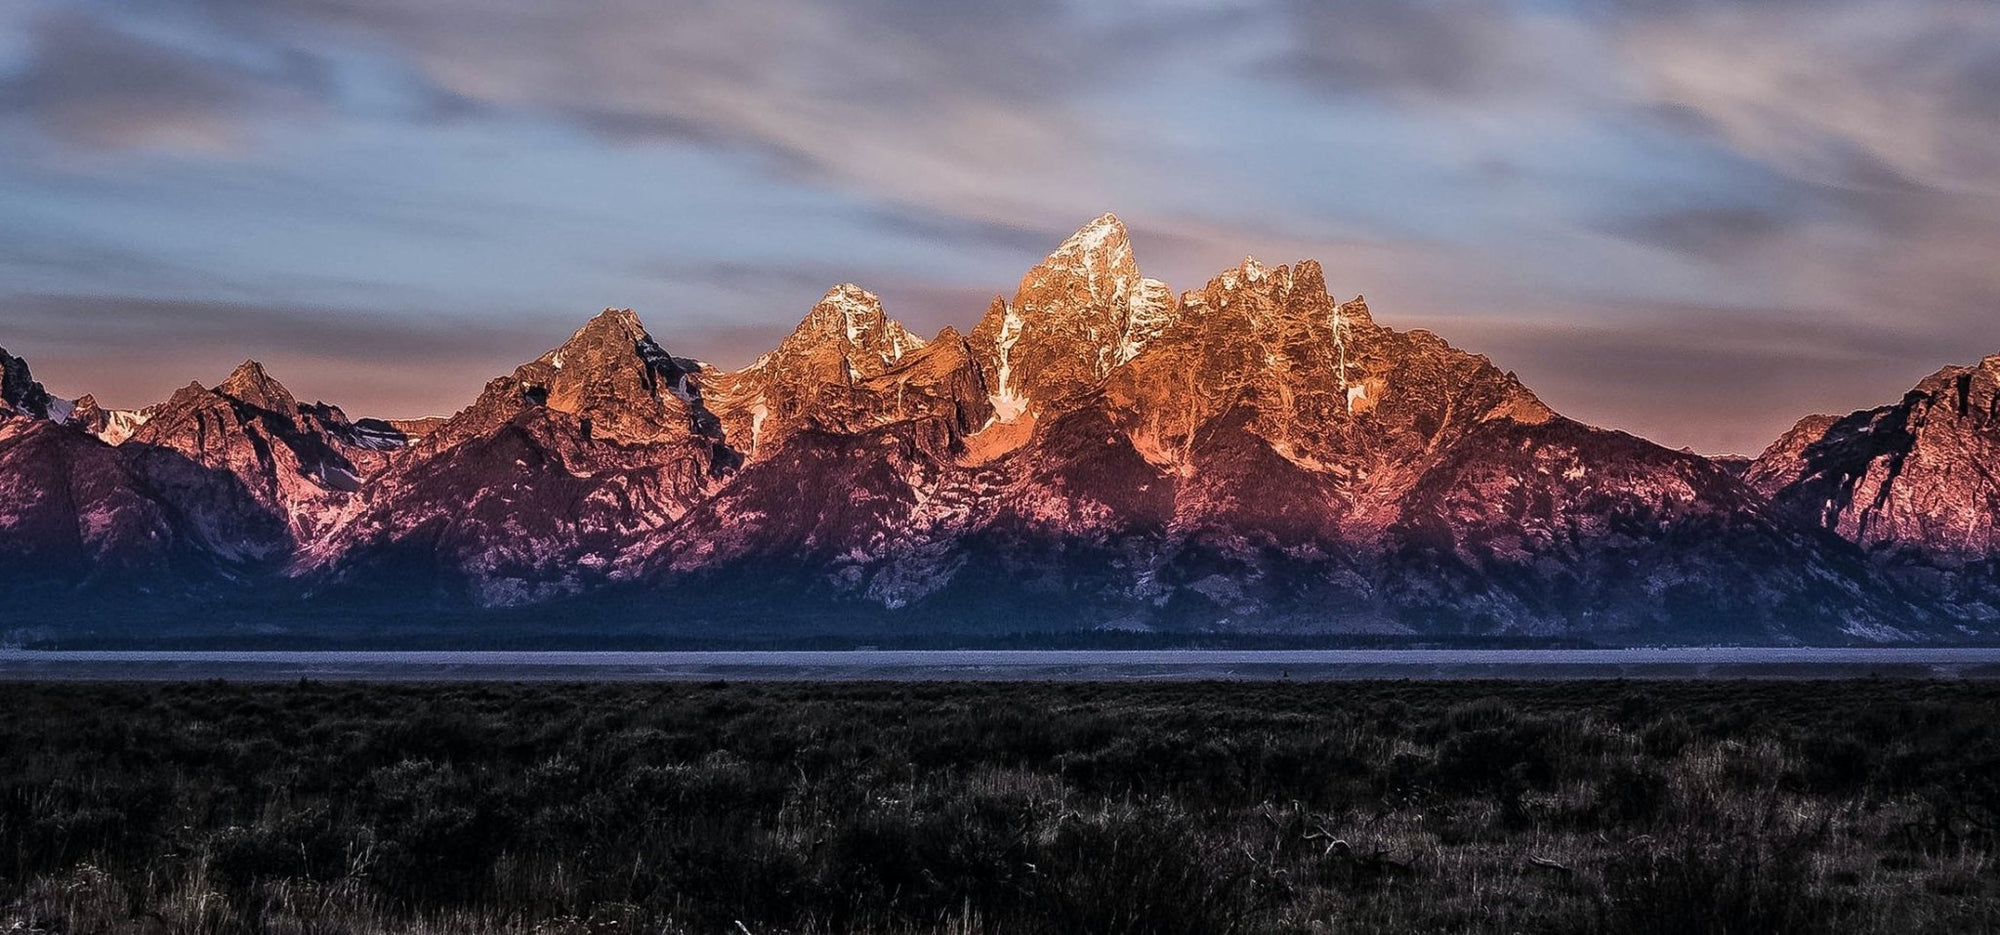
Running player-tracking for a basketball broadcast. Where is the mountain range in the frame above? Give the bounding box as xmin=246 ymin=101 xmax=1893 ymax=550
xmin=4 ymin=215 xmax=1997 ymax=644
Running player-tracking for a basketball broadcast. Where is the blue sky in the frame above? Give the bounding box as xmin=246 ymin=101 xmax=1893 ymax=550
xmin=4 ymin=0 xmax=2000 ymax=453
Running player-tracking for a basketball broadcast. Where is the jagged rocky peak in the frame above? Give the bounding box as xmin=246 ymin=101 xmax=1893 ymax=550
xmin=1749 ymin=350 xmax=2000 ymax=563
xmin=1158 ymin=261 xmax=1389 ymax=418
xmin=115 ymin=360 xmax=365 ymax=559
xmin=127 ymin=362 xmax=385 ymax=484
xmin=135 ymin=360 xmax=309 ymax=443
xmin=537 ymin=307 xmax=651 ymax=375
xmin=216 ymin=359 xmax=300 ymax=415
xmin=160 ymin=380 xmax=216 ymax=411
xmin=530 ymin=308 xmax=678 ymax=393
xmin=1180 ymin=256 xmax=1371 ymax=336
xmin=1110 ymin=255 xmax=1352 ymax=445
xmin=1338 ymin=292 xmax=1374 ymax=327
xmin=1173 ymin=256 xmax=1337 ymax=338
xmin=1110 ymin=253 xmax=1557 ymax=486
xmin=969 ymin=213 xmax=1179 ymax=430
xmin=65 ymin=394 xmax=151 ymax=445
xmin=709 ymin=285 xmax=992 ymax=460
xmin=69 ymin=393 xmax=105 ymax=432
xmin=1036 ymin=213 xmax=1179 ymax=358
xmin=777 ymin=283 xmax=925 ymax=378
xmin=504 ymin=307 xmax=721 ymax=444
xmin=1042 ymin=212 xmax=1137 ymax=287
xmin=1229 ymin=254 xmax=1272 ymax=286
xmin=1962 ymin=353 xmax=2000 ymax=413
xmin=0 ymin=347 xmax=57 ymax=420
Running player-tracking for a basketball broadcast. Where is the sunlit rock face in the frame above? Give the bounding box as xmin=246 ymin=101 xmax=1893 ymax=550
xmin=293 ymin=309 xmax=741 ymax=606
xmin=1749 ymin=354 xmax=2000 ymax=624
xmin=966 ymin=214 xmax=1174 ymax=445
xmin=709 ymin=283 xmax=988 ymax=460
xmin=0 ymin=216 xmax=1989 ymax=640
xmin=0 ymin=354 xmax=379 ymax=599
xmin=614 ymin=217 xmax=1927 ymax=641
xmin=126 ymin=362 xmax=374 ymax=561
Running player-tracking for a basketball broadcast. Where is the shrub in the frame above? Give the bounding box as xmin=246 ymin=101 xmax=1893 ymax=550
xmin=1599 ymin=834 xmax=1848 ymax=935
xmin=1595 ymin=760 xmax=1670 ymax=826
xmin=1016 ymin=803 xmax=1260 ymax=935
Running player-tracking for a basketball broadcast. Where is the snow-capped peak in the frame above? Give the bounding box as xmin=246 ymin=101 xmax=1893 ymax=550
xmin=824 ymin=283 xmax=876 ymax=343
xmin=967 ymin=213 xmax=1174 ymax=433
xmin=780 ymin=284 xmax=925 ymax=373
xmin=1054 ymin=213 xmax=1128 ymax=257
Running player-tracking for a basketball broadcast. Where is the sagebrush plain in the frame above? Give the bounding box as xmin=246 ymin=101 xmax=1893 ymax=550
xmin=3 ymin=680 xmax=1997 ymax=933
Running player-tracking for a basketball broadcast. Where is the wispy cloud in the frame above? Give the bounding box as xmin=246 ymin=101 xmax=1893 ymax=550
xmin=0 ymin=8 xmax=325 ymax=152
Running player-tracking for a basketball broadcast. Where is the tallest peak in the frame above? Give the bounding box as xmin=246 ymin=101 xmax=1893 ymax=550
xmin=1026 ymin=214 xmax=1139 ymax=286
xmin=1054 ymin=213 xmax=1129 ymax=256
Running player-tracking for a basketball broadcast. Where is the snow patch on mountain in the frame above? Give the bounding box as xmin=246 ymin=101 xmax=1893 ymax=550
xmin=96 ymin=408 xmax=151 ymax=445
xmin=988 ymin=301 xmax=1029 ymax=424
xmin=342 ymin=419 xmax=411 ymax=451
xmin=799 ymin=284 xmax=925 ymax=373
xmin=1062 ymin=213 xmax=1126 ymax=255
xmin=749 ymin=398 xmax=770 ymax=453
xmin=1117 ymin=277 xmax=1177 ymax=365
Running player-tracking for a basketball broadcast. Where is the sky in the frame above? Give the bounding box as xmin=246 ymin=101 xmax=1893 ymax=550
xmin=4 ymin=1 xmax=2000 ymax=454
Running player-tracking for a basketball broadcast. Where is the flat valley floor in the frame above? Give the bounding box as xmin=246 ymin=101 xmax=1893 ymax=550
xmin=3 ymin=679 xmax=1997 ymax=933
xmin=8 ymin=647 xmax=2000 ymax=680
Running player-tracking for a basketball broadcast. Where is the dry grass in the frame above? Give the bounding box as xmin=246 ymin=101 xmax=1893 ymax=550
xmin=1 ymin=680 xmax=1997 ymax=933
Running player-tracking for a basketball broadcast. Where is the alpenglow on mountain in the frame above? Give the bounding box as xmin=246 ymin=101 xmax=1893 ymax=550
xmin=3 ymin=215 xmax=1996 ymax=643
